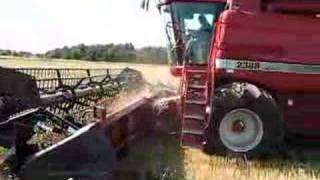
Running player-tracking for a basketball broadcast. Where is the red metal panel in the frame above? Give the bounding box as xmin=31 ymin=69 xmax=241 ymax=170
xmin=266 ymin=1 xmax=320 ymax=13
xmin=278 ymin=94 xmax=320 ymax=135
xmin=170 ymin=66 xmax=183 ymax=77
xmin=216 ymin=69 xmax=320 ymax=92
xmin=231 ymin=0 xmax=261 ymax=12
xmin=163 ymin=0 xmax=228 ymax=3
xmin=214 ymin=10 xmax=320 ymax=65
xmin=211 ymin=9 xmax=320 ymax=91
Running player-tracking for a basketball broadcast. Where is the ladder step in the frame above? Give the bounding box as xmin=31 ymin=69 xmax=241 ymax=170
xmin=188 ymin=81 xmax=206 ymax=86
xmin=185 ymin=100 xmax=206 ymax=105
xmin=181 ymin=134 xmax=205 ymax=149
xmin=186 ymin=92 xmax=205 ymax=101
xmin=183 ymin=119 xmax=206 ymax=132
xmin=186 ymin=97 xmax=206 ymax=103
xmin=184 ymin=114 xmax=205 ymax=120
xmin=185 ymin=69 xmax=207 ymax=74
xmin=187 ymin=76 xmax=206 ymax=85
xmin=182 ymin=129 xmax=204 ymax=135
xmin=187 ymin=75 xmax=206 ymax=80
xmin=181 ymin=142 xmax=203 ymax=149
xmin=187 ymin=89 xmax=205 ymax=94
xmin=186 ymin=98 xmax=206 ymax=102
xmin=188 ymin=85 xmax=206 ymax=89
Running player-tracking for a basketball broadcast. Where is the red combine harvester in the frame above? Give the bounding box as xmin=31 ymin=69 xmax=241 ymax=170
xmin=1 ymin=0 xmax=320 ymax=179
xmin=154 ymin=0 xmax=320 ymax=156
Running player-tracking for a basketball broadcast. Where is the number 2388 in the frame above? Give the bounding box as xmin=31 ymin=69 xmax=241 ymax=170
xmin=236 ymin=61 xmax=260 ymax=70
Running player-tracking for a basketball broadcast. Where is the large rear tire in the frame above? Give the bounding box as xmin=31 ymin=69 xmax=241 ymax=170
xmin=205 ymin=83 xmax=284 ymax=158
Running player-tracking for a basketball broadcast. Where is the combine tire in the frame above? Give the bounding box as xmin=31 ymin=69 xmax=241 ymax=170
xmin=206 ymin=83 xmax=283 ymax=158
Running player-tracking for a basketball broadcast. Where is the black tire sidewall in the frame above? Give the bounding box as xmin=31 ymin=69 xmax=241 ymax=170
xmin=206 ymin=83 xmax=283 ymax=158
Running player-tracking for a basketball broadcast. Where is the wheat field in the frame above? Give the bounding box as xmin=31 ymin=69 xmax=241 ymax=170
xmin=0 ymin=56 xmax=320 ymax=180
xmin=0 ymin=56 xmax=179 ymax=88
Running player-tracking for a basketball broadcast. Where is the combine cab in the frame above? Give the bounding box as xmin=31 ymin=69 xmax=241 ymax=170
xmin=157 ymin=0 xmax=320 ymax=156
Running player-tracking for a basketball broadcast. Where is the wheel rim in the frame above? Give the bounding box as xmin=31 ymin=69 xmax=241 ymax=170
xmin=219 ymin=108 xmax=263 ymax=152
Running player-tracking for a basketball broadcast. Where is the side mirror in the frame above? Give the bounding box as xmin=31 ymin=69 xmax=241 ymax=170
xmin=140 ymin=0 xmax=150 ymax=11
xmin=157 ymin=2 xmax=171 ymax=14
xmin=163 ymin=6 xmax=170 ymax=13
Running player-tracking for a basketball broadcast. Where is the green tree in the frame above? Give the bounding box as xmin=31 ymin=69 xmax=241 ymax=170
xmin=72 ymin=51 xmax=81 ymax=60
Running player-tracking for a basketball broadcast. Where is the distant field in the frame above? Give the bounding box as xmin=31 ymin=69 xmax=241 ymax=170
xmin=0 ymin=56 xmax=320 ymax=180
xmin=0 ymin=56 xmax=179 ymax=89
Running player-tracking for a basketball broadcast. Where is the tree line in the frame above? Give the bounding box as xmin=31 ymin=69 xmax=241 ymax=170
xmin=0 ymin=43 xmax=168 ymax=64
xmin=0 ymin=49 xmax=39 ymax=58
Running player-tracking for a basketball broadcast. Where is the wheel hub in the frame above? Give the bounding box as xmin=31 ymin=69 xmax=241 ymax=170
xmin=219 ymin=109 xmax=264 ymax=153
xmin=231 ymin=120 xmax=246 ymax=133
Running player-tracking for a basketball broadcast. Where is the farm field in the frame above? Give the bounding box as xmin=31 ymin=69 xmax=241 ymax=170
xmin=0 ymin=56 xmax=179 ymax=88
xmin=116 ymin=135 xmax=320 ymax=180
xmin=0 ymin=56 xmax=320 ymax=180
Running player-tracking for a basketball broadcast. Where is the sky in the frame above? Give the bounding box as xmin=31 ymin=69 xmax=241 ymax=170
xmin=0 ymin=0 xmax=166 ymax=53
